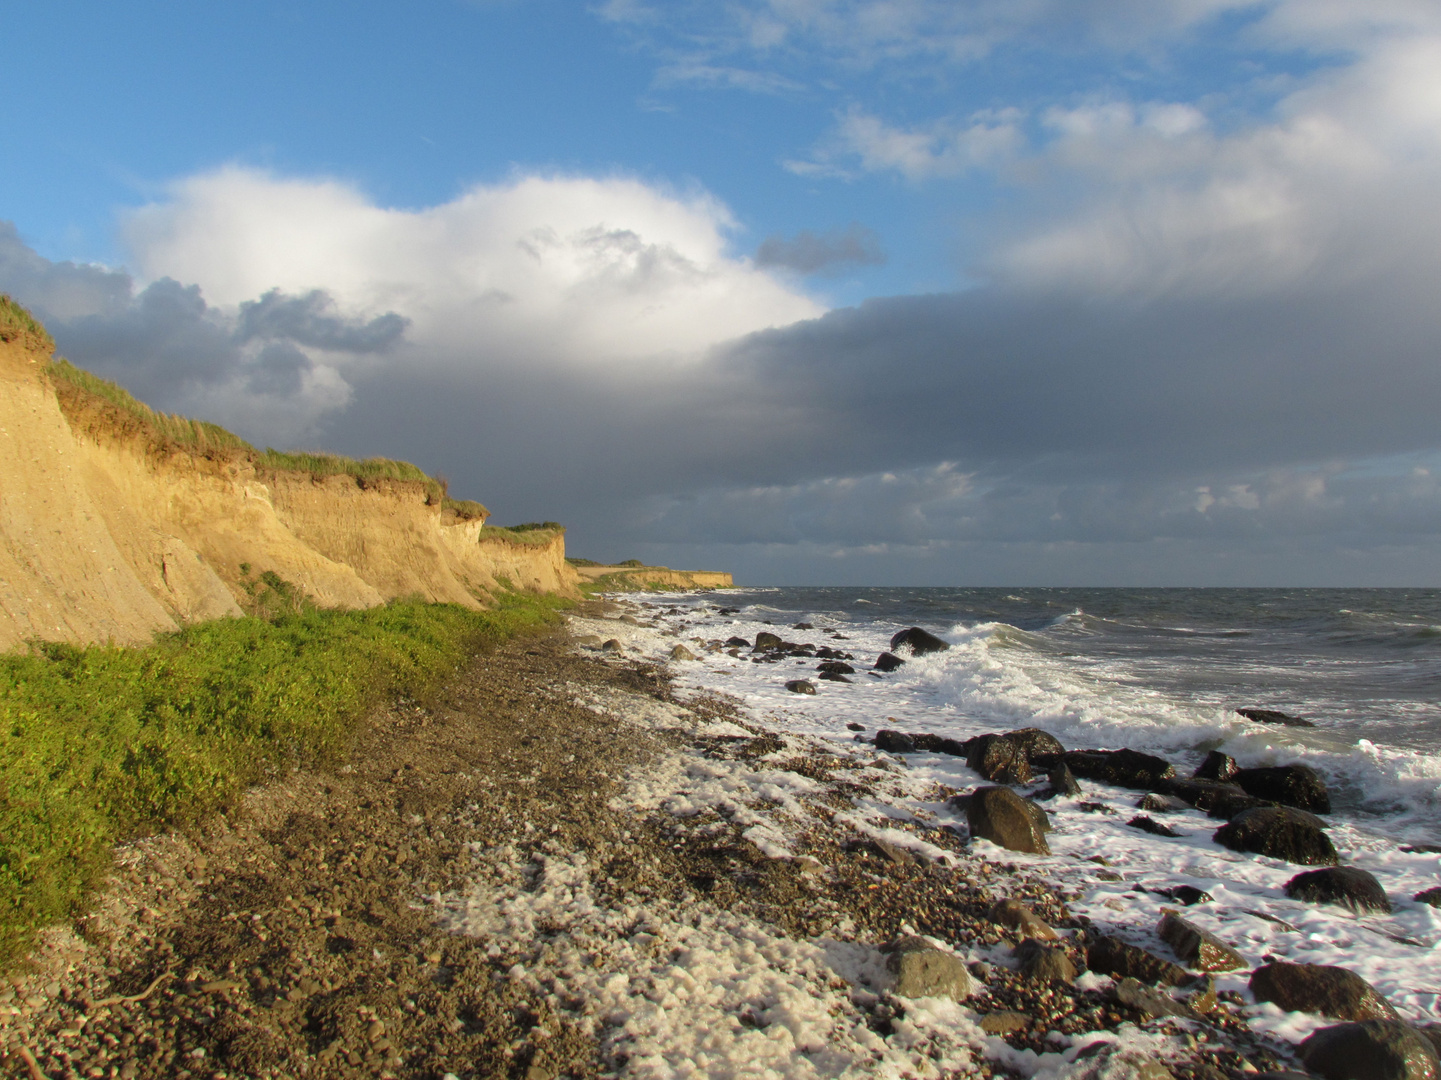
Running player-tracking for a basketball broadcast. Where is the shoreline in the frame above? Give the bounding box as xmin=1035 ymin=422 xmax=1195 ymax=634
xmin=2 ymin=606 xmax=1311 ymax=1079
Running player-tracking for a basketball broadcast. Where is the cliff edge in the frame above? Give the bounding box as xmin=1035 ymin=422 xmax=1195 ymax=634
xmin=0 ymin=301 xmax=578 ymax=652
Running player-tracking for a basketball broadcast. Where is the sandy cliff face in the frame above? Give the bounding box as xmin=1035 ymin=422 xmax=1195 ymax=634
xmin=0 ymin=335 xmax=577 ymax=652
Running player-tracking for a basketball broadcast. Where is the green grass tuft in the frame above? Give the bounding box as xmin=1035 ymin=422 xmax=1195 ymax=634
xmin=0 ymin=592 xmax=568 ymax=966
xmin=0 ymin=295 xmax=55 ymax=353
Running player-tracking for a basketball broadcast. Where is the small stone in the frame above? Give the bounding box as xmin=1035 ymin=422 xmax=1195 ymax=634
xmin=1013 ymin=938 xmax=1077 ymax=984
xmin=845 ymin=722 xmax=865 ymax=731
xmin=988 ymin=898 xmax=1058 ymax=940
xmin=601 ymin=639 xmax=624 ymax=653
xmin=668 ymin=644 xmax=696 ymax=661
xmin=1127 ymin=815 xmax=1182 ymax=837
xmin=1415 ymin=888 xmax=1441 ymax=907
xmin=1154 ymin=885 xmax=1213 ymax=906
xmin=1156 ymin=911 xmax=1245 ymax=971
xmin=979 ymin=1010 xmax=1029 ymax=1035
xmin=784 ymin=679 xmax=817 ymax=694
xmin=885 ymin=937 xmax=974 ymax=1000
xmin=1300 ymin=1020 xmax=1440 ymax=1080
xmin=1113 ymin=977 xmax=1195 ymax=1019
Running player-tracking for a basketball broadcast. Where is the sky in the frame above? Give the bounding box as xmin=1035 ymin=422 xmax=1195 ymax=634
xmin=3 ymin=1 xmax=1441 ymax=586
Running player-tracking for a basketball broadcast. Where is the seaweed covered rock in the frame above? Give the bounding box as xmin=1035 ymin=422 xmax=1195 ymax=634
xmin=966 ymin=786 xmax=1051 ymax=855
xmin=1286 ymin=866 xmax=1391 ymax=915
xmin=1234 ymin=764 xmax=1331 ymax=814
xmin=1214 ymin=806 xmax=1339 ymax=865
xmin=1250 ymin=962 xmax=1399 ymax=1021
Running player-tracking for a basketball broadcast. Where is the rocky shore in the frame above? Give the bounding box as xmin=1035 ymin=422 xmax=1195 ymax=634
xmin=1 ymin=608 xmax=1434 ymax=1079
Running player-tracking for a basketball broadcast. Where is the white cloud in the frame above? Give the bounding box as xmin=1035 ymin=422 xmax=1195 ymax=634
xmin=790 ymin=106 xmax=1023 ymax=179
xmin=123 ymin=168 xmax=823 ymax=372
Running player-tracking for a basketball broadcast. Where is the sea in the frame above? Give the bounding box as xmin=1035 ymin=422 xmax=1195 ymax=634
xmin=596 ymin=586 xmax=1441 ymax=1041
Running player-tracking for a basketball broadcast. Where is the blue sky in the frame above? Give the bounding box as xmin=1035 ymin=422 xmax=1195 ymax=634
xmin=4 ymin=1 xmax=1441 ymax=584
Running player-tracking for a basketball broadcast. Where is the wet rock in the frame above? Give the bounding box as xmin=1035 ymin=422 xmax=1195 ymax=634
xmin=1048 ymin=763 xmax=1082 ymax=797
xmin=754 ymin=631 xmax=784 ymax=650
xmin=1234 ymin=764 xmax=1331 ymax=814
xmin=910 ymin=732 xmax=970 ymax=756
xmin=885 ymin=938 xmax=974 ymax=1000
xmin=784 ymin=679 xmax=817 ymax=695
xmin=889 ymin=627 xmax=951 ymax=656
xmin=1286 ymin=866 xmax=1392 ymax=915
xmin=1300 ymin=1021 xmax=1439 ymax=1080
xmin=965 ymin=733 xmax=1034 ymax=784
xmin=818 ymin=671 xmax=852 ymax=683
xmin=792 ymin=622 xmax=813 ymax=630
xmin=1113 ymin=977 xmax=1195 ymax=1019
xmin=1154 ymin=777 xmax=1254 ymax=814
xmin=816 ymin=661 xmax=855 ymax=675
xmin=668 ymin=644 xmax=696 ymax=661
xmin=1153 ymin=885 xmax=1213 ymax=906
xmin=845 ymin=722 xmax=865 ymax=731
xmin=1414 ymin=887 xmax=1441 ymax=907
xmin=988 ymin=898 xmax=1058 ymax=940
xmin=978 ymin=1011 xmax=1029 ymax=1035
xmin=874 ymin=729 xmax=916 ymax=753
xmin=601 ymin=639 xmax=624 ymax=653
xmin=724 ymin=636 xmax=750 ymax=648
xmin=966 ymin=786 xmax=1051 ymax=855
xmin=1137 ymin=793 xmax=1188 ymax=813
xmin=1250 ymin=962 xmax=1399 ymax=1021
xmin=1013 ymin=938 xmax=1077 ymax=983
xmin=1214 ymin=806 xmax=1339 ymax=865
xmin=1193 ymin=751 xmax=1239 ymax=781
xmin=1127 ymin=815 xmax=1182 ymax=838
xmin=1156 ymin=911 xmax=1245 ymax=972
xmin=1055 ymin=749 xmax=1176 ymax=790
xmin=872 ymin=651 xmax=906 ymax=672
xmin=1005 ymin=728 xmax=1067 ymax=761
xmin=1086 ymin=935 xmax=1192 ymax=987
xmin=1238 ymin=707 xmax=1316 ymax=729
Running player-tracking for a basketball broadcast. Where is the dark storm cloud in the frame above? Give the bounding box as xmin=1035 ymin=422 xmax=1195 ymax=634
xmin=236 ymin=289 xmax=409 ymax=353
xmin=754 ymin=225 xmax=886 ymax=275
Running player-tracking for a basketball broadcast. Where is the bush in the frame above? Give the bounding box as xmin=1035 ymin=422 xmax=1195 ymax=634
xmin=0 ymin=593 xmax=568 ymax=964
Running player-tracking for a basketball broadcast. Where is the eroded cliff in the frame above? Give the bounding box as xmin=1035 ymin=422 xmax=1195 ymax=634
xmin=0 ymin=318 xmax=577 ymax=652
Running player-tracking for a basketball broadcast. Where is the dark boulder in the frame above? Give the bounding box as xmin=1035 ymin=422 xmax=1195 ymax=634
xmin=1153 ymin=885 xmax=1213 ymax=906
xmin=1086 ymin=935 xmax=1192 ymax=987
xmin=845 ymin=722 xmax=865 ymax=732
xmin=874 ymin=729 xmax=915 ymax=753
xmin=909 ymin=732 xmax=969 ymax=756
xmin=1127 ymin=815 xmax=1182 ymax=838
xmin=873 ymin=651 xmax=906 ymax=672
xmin=1300 ymin=1021 xmax=1439 ymax=1080
xmin=817 ymin=661 xmax=855 ymax=675
xmin=724 ymin=636 xmax=750 ymax=648
xmin=1214 ymin=806 xmax=1339 ymax=864
xmin=754 ymin=631 xmax=784 ymax=650
xmin=966 ymin=787 xmax=1051 ymax=855
xmin=1156 ymin=912 xmax=1245 ymax=972
xmin=1057 ymin=749 xmax=1176 ymax=790
xmin=784 ymin=679 xmax=817 ymax=695
xmin=818 ymin=671 xmax=852 ymax=683
xmin=1286 ymin=867 xmax=1391 ymax=914
xmin=1154 ymin=778 xmax=1253 ymax=814
xmin=1234 ymin=764 xmax=1331 ymax=814
xmin=1415 ymin=887 xmax=1441 ymax=907
xmin=792 ymin=622 xmax=814 ymax=630
xmin=1193 ymin=751 xmax=1239 ymax=781
xmin=965 ymin=733 xmax=1034 ymax=784
xmin=1238 ymin=707 xmax=1316 ymax=729
xmin=889 ymin=627 xmax=951 ymax=656
xmin=1005 ymin=728 xmax=1066 ymax=761
xmin=1250 ymin=962 xmax=1399 ymax=1021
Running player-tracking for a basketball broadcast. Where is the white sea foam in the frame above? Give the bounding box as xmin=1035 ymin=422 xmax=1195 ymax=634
xmin=570 ymin=592 xmax=1441 ymax=1058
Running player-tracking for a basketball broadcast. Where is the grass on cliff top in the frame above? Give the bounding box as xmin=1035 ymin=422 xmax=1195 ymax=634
xmin=44 ymin=354 xmax=491 ymax=516
xmin=482 ymin=522 xmax=565 ymax=545
xmin=0 ymin=294 xmax=55 ymax=352
xmin=0 ymin=591 xmax=569 ymax=967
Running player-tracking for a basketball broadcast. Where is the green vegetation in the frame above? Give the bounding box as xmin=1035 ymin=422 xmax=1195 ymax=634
xmin=481 ymin=523 xmax=566 ymax=546
xmin=0 ymin=591 xmax=569 ymax=965
xmin=444 ymin=498 xmax=490 ymax=521
xmin=618 ymin=558 xmax=646 ymax=567
xmin=0 ymin=294 xmax=55 ymax=352
xmin=565 ymin=557 xmax=602 ymax=567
